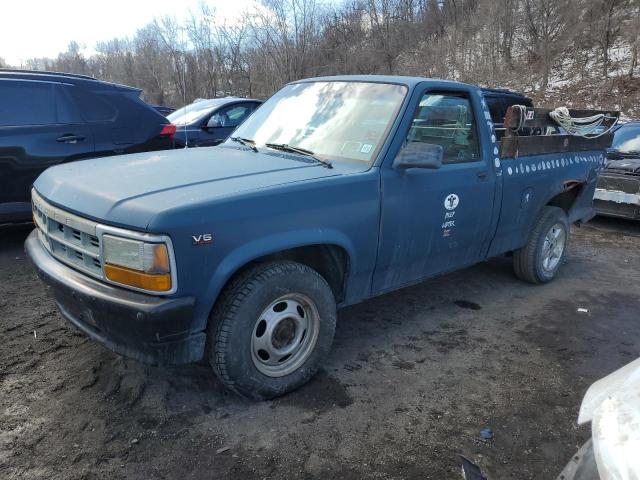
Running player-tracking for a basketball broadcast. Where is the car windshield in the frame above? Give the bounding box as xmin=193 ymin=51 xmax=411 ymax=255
xmin=612 ymin=124 xmax=640 ymax=153
xmin=167 ymin=101 xmax=222 ymax=126
xmin=232 ymin=81 xmax=408 ymax=163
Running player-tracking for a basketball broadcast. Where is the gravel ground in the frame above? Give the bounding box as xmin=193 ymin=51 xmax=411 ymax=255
xmin=1 ymin=217 xmax=639 ymax=479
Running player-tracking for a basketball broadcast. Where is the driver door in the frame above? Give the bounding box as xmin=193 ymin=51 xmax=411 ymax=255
xmin=372 ymin=87 xmax=497 ymax=294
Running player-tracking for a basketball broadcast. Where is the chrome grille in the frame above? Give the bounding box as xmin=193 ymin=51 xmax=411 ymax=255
xmin=32 ymin=189 xmax=103 ymax=278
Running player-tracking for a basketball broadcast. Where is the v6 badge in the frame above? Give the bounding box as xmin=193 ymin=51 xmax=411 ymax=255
xmin=192 ymin=233 xmax=213 ymax=245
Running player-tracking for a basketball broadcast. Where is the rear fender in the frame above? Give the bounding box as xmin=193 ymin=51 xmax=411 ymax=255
xmin=568 ymin=172 xmax=598 ymax=224
xmin=545 ymin=169 xmax=598 ymax=225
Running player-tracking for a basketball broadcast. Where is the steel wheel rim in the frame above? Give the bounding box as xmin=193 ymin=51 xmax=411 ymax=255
xmin=251 ymin=293 xmax=320 ymax=377
xmin=541 ymin=223 xmax=566 ymax=273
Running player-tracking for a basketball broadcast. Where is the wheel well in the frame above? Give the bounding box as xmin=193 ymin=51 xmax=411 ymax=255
xmin=547 ymin=181 xmax=583 ymax=214
xmin=231 ymin=245 xmax=350 ymax=303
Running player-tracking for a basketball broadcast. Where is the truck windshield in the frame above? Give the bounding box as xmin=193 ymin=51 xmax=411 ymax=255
xmin=232 ymin=81 xmax=408 ymax=163
xmin=612 ymin=124 xmax=640 ymax=153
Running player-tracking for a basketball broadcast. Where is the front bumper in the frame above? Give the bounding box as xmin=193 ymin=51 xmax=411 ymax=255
xmin=25 ymin=230 xmax=205 ymax=365
xmin=594 ymin=173 xmax=640 ymax=220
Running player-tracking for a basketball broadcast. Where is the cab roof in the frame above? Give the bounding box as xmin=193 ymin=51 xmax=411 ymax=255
xmin=290 ymin=74 xmax=476 ymax=90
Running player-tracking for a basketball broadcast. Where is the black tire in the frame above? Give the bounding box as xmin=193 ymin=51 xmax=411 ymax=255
xmin=513 ymin=206 xmax=569 ymax=284
xmin=209 ymin=261 xmax=337 ymax=400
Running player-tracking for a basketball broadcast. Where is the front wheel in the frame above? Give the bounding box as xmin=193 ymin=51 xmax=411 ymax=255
xmin=209 ymin=261 xmax=337 ymax=400
xmin=513 ymin=206 xmax=569 ymax=284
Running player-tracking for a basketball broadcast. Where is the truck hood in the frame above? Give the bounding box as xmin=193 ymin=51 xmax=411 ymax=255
xmin=34 ymin=145 xmax=352 ymax=229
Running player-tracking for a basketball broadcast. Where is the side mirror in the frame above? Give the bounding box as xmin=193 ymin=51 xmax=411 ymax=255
xmin=393 ymin=142 xmax=443 ymax=170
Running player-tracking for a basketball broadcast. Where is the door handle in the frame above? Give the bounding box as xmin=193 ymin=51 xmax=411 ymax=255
xmin=476 ymin=170 xmax=489 ymax=180
xmin=56 ymin=134 xmax=86 ymax=144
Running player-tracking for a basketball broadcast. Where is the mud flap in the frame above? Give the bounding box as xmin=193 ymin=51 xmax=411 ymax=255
xmin=568 ymin=172 xmax=598 ymax=224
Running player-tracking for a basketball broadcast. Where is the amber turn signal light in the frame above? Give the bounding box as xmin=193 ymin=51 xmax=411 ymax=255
xmin=104 ymin=264 xmax=172 ymax=292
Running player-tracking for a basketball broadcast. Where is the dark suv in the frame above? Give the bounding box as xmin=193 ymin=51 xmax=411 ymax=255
xmin=0 ymin=70 xmax=176 ymax=223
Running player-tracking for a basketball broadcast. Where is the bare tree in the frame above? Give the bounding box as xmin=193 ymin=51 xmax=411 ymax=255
xmin=8 ymin=0 xmax=639 ymax=117
xmin=55 ymin=42 xmax=88 ymax=75
xmin=624 ymin=0 xmax=639 ymax=77
xmin=522 ymin=0 xmax=575 ymax=88
xmin=585 ymin=0 xmax=628 ymax=77
xmin=152 ymin=16 xmax=191 ymax=103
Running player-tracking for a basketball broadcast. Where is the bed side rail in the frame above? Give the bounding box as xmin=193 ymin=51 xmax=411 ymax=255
xmin=499 ymin=106 xmax=619 ymax=159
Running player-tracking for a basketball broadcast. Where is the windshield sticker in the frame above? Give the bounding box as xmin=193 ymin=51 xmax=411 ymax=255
xmin=360 ymin=144 xmax=373 ymax=154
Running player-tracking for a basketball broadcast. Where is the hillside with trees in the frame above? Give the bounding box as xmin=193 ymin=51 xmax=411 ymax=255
xmin=9 ymin=0 xmax=640 ymax=117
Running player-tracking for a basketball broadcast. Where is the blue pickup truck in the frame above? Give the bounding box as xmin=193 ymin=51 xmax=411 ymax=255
xmin=25 ymin=76 xmax=613 ymax=399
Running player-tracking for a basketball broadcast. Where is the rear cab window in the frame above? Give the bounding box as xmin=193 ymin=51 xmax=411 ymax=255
xmin=484 ymin=97 xmax=506 ymax=125
xmin=483 ymin=93 xmax=533 ymax=142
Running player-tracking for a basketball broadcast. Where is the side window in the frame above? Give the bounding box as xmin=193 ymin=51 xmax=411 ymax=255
xmin=216 ymin=104 xmax=252 ymax=128
xmin=67 ymin=87 xmax=117 ymax=122
xmin=0 ymin=79 xmax=56 ymax=126
xmin=408 ymin=92 xmax=480 ymax=164
xmin=55 ymin=85 xmax=83 ymax=124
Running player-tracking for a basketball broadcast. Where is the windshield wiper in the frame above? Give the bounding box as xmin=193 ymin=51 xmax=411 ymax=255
xmin=230 ymin=136 xmax=258 ymax=152
xmin=265 ymin=143 xmax=332 ymax=169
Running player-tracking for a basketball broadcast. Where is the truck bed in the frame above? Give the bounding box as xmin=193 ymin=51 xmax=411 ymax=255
xmin=487 ymin=106 xmax=618 ymax=257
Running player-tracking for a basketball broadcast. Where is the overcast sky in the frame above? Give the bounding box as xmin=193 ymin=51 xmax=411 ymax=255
xmin=1 ymin=0 xmax=262 ymax=66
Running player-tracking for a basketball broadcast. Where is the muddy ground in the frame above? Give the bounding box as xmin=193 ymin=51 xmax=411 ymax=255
xmin=1 ymin=217 xmax=639 ymax=480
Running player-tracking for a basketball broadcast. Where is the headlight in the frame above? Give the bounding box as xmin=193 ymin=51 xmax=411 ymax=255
xmin=102 ymin=235 xmax=172 ymax=292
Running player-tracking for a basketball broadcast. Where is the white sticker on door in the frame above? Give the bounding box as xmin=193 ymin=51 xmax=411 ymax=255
xmin=444 ymin=194 xmax=459 ymax=211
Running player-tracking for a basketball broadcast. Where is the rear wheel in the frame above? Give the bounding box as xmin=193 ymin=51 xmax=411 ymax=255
xmin=513 ymin=206 xmax=569 ymax=284
xmin=209 ymin=261 xmax=336 ymax=400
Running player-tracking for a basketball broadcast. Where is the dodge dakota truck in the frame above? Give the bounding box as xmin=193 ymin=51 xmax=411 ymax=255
xmin=25 ymin=76 xmax=616 ymax=399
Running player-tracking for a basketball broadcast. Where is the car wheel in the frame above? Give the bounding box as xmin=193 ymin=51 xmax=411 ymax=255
xmin=209 ymin=261 xmax=337 ymax=400
xmin=513 ymin=206 xmax=569 ymax=284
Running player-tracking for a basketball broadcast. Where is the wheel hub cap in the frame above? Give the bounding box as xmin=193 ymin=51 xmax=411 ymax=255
xmin=272 ymin=317 xmax=297 ymax=349
xmin=541 ymin=223 xmax=566 ymax=273
xmin=251 ymin=293 xmax=320 ymax=377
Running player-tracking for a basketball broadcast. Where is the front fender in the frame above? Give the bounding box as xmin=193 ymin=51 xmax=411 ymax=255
xmin=197 ymin=228 xmax=357 ymax=322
